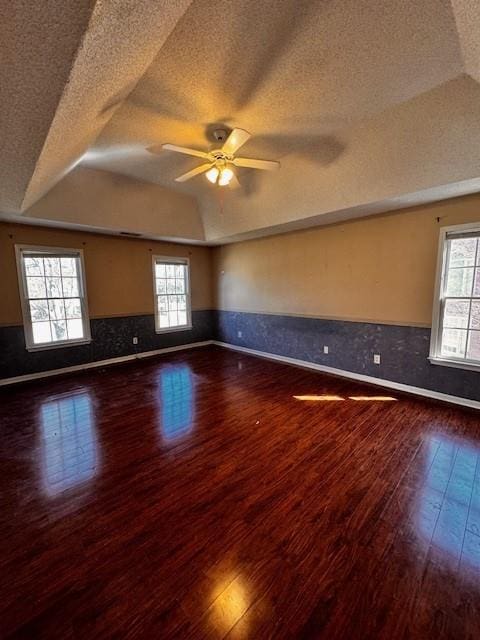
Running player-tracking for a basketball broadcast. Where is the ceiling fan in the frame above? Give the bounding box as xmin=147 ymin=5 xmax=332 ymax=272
xmin=158 ymin=128 xmax=280 ymax=187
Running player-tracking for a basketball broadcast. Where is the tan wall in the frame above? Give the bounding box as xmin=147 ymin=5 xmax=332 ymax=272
xmin=0 ymin=222 xmax=213 ymax=327
xmin=213 ymin=194 xmax=480 ymax=327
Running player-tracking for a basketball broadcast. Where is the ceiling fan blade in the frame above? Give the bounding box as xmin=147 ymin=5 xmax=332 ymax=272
xmin=162 ymin=143 xmax=209 ymax=159
xmin=233 ymin=157 xmax=280 ymax=171
xmin=175 ymin=163 xmax=212 ymax=182
xmin=228 ymin=173 xmax=241 ymax=190
xmin=222 ymin=128 xmax=251 ymax=155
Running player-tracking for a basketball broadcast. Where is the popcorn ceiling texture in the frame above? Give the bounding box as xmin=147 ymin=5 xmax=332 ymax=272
xmin=1 ymin=0 xmax=480 ymax=243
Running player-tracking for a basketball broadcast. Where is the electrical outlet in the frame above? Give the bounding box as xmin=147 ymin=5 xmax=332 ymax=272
xmin=373 ymin=354 xmax=381 ymax=365
xmin=323 ymin=345 xmax=329 ymax=354
xmin=133 ymin=337 xmax=138 ymax=345
xmin=237 ymin=330 xmax=243 ymax=338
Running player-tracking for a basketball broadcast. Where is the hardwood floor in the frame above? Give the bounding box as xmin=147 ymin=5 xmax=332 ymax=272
xmin=1 ymin=345 xmax=480 ymax=639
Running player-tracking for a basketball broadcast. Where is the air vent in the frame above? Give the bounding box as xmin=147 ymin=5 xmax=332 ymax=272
xmin=119 ymin=231 xmax=142 ymax=237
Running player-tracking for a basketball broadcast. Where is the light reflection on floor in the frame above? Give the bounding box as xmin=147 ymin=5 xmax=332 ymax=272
xmin=158 ymin=365 xmax=194 ymax=442
xmin=211 ymin=574 xmax=250 ymax=633
xmin=39 ymin=391 xmax=98 ymax=496
xmin=416 ymin=434 xmax=480 ymax=568
xmin=293 ymin=395 xmax=397 ymax=402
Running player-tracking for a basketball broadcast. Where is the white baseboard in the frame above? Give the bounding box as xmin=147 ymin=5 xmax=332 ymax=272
xmin=213 ymin=341 xmax=480 ymax=411
xmin=0 ymin=340 xmax=213 ymax=386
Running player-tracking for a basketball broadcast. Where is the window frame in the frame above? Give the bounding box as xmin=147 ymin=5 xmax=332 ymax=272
xmin=152 ymin=255 xmax=192 ymax=334
xmin=429 ymin=223 xmax=480 ymax=372
xmin=15 ymin=244 xmax=91 ymax=352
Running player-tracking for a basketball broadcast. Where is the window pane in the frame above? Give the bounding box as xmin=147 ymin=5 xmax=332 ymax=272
xmin=441 ymin=328 xmax=467 ymax=358
xmin=66 ymin=319 xmax=84 ymax=340
xmin=45 ymin=277 xmax=62 ymax=298
xmin=65 ymin=298 xmax=82 ymax=319
xmin=155 ymin=262 xmax=189 ymax=331
xmin=32 ymin=321 xmax=52 ymax=344
xmin=60 ymin=257 xmax=77 ymax=276
xmin=21 ymin=249 xmax=87 ymax=348
xmin=44 ymin=257 xmax=61 ymax=276
xmin=159 ymin=313 xmax=169 ymax=328
xmin=51 ymin=320 xmax=67 ymax=341
xmin=445 ymin=268 xmax=474 ymax=297
xmin=24 ymin=257 xmax=44 ymax=276
xmin=62 ymin=277 xmax=79 ymax=297
xmin=474 ymin=269 xmax=480 ymax=297
xmin=448 ymin=238 xmax=477 ymax=268
xmin=177 ymin=295 xmax=186 ymax=311
xmin=27 ymin=276 xmax=46 ymax=299
xmin=158 ymin=295 xmax=168 ymax=313
xmin=443 ymin=299 xmax=470 ymax=328
xmin=471 ymin=301 xmax=480 ymax=329
xmin=29 ymin=299 xmax=49 ymax=322
xmin=467 ymin=331 xmax=480 ymax=361
xmin=156 ymin=279 xmax=166 ymax=294
xmin=48 ymin=299 xmax=66 ymax=320
xmin=155 ymin=263 xmax=166 ymax=278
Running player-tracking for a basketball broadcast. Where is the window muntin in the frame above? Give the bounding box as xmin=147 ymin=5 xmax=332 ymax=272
xmin=153 ymin=257 xmax=191 ymax=332
xmin=431 ymin=229 xmax=480 ymax=367
xmin=16 ymin=246 xmax=90 ymax=350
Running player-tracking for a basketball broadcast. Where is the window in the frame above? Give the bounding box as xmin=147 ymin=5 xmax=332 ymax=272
xmin=430 ymin=225 xmax=480 ymax=370
xmin=152 ymin=256 xmax=192 ymax=332
xmin=16 ymin=245 xmax=91 ymax=351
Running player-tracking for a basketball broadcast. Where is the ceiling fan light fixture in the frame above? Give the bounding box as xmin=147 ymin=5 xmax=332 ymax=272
xmin=218 ymin=167 xmax=234 ymax=186
xmin=206 ymin=166 xmax=219 ymax=184
xmin=159 ymin=128 xmax=279 ymax=186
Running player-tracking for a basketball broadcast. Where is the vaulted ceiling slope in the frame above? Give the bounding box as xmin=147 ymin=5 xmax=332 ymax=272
xmin=1 ymin=0 xmax=480 ymax=243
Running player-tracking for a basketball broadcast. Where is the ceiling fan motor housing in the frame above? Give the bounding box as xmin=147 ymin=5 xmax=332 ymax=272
xmin=213 ymin=129 xmax=228 ymax=142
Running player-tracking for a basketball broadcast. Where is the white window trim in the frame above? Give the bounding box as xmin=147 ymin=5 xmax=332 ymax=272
xmin=429 ymin=222 xmax=480 ymax=372
xmin=15 ymin=244 xmax=92 ymax=352
xmin=152 ymin=255 xmax=192 ymax=334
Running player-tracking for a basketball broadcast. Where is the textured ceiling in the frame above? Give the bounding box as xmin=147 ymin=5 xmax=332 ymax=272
xmin=1 ymin=0 xmax=480 ymax=243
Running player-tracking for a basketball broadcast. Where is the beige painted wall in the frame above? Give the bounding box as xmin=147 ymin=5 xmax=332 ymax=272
xmin=213 ymin=194 xmax=480 ymax=327
xmin=3 ymin=193 xmax=480 ymax=330
xmin=0 ymin=222 xmax=213 ymax=327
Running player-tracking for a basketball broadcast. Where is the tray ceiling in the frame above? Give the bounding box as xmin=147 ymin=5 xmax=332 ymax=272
xmin=1 ymin=0 xmax=480 ymax=243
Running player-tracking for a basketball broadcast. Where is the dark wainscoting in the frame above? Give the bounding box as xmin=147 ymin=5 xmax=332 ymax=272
xmin=0 ymin=310 xmax=214 ymax=379
xmin=215 ymin=310 xmax=480 ymax=402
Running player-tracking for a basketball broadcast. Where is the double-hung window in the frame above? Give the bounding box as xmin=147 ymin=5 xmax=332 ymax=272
xmin=16 ymin=245 xmax=91 ymax=350
xmin=152 ymin=256 xmax=192 ymax=332
xmin=430 ymin=224 xmax=480 ymax=370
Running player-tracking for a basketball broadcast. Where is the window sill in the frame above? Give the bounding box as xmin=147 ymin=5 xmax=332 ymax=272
xmin=429 ymin=356 xmax=480 ymax=373
xmin=26 ymin=338 xmax=92 ymax=352
xmin=155 ymin=325 xmax=193 ymax=335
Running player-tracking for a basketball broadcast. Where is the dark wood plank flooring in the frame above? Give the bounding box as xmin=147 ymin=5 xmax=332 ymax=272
xmin=1 ymin=345 xmax=480 ymax=639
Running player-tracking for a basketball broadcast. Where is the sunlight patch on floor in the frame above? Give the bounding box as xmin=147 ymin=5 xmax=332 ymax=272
xmin=293 ymin=395 xmax=397 ymax=402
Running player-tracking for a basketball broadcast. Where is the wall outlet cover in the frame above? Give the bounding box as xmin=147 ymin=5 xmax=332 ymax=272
xmin=373 ymin=354 xmax=381 ymax=364
xmin=133 ymin=337 xmax=138 ymax=345
xmin=237 ymin=330 xmax=243 ymax=338
xmin=323 ymin=346 xmax=329 ymax=354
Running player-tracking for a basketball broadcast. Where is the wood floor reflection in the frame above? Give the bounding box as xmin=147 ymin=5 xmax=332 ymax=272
xmin=1 ymin=346 xmax=480 ymax=639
